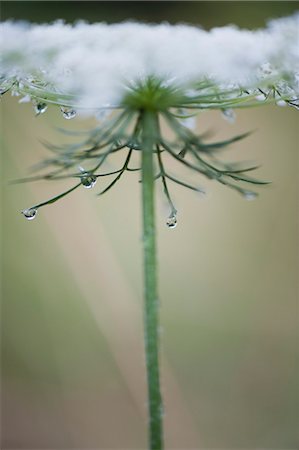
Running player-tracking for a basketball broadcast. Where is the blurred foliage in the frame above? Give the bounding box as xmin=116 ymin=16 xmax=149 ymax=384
xmin=2 ymin=1 xmax=298 ymax=28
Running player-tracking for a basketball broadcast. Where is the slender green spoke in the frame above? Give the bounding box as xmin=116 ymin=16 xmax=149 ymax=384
xmin=156 ymin=144 xmax=177 ymax=214
xmin=31 ymin=182 xmax=82 ymax=210
xmin=97 ymin=149 xmax=133 ymax=195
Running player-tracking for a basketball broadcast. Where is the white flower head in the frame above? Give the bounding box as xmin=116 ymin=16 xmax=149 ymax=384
xmin=6 ymin=15 xmax=297 ymax=221
xmin=1 ymin=14 xmax=298 ymax=110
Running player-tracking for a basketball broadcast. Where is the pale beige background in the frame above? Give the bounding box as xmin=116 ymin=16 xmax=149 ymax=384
xmin=2 ymin=93 xmax=298 ymax=448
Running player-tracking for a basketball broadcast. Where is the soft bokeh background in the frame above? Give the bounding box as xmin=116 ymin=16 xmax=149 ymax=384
xmin=1 ymin=2 xmax=298 ymax=449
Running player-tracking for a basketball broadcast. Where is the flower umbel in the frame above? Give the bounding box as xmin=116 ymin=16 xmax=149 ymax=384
xmin=1 ymin=16 xmax=298 ymax=221
xmin=1 ymin=15 xmax=298 ymax=108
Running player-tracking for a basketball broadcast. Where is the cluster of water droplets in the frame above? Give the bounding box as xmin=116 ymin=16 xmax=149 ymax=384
xmin=254 ymin=84 xmax=299 ymax=109
xmin=12 ymin=89 xmax=78 ymax=119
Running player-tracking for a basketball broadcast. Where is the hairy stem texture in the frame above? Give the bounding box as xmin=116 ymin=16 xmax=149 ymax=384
xmin=141 ymin=110 xmax=163 ymax=450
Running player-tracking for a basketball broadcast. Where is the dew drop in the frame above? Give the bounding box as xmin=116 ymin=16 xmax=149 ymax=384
xmin=22 ymin=208 xmax=37 ymax=220
xmin=243 ymin=191 xmax=258 ymax=201
xmin=61 ymin=106 xmax=76 ymax=120
xmin=34 ymin=102 xmax=48 ymax=115
xmin=80 ymin=173 xmax=97 ymax=189
xmin=222 ymin=108 xmax=236 ymax=123
xmin=166 ymin=213 xmax=177 ymax=229
xmin=255 ymin=93 xmax=266 ymax=102
xmin=276 ymin=99 xmax=287 ymax=107
xmin=127 ymin=139 xmax=140 ymax=150
xmin=19 ymin=94 xmax=31 ymax=103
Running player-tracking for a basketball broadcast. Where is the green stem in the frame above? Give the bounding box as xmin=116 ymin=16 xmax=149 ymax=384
xmin=141 ymin=109 xmax=163 ymax=450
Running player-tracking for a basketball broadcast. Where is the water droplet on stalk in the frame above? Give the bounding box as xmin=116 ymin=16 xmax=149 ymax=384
xmin=19 ymin=94 xmax=31 ymax=103
xmin=166 ymin=213 xmax=177 ymax=229
xmin=276 ymin=99 xmax=287 ymax=107
xmin=61 ymin=106 xmax=76 ymax=120
xmin=243 ymin=191 xmax=257 ymax=201
xmin=127 ymin=139 xmax=140 ymax=150
xmin=34 ymin=102 xmax=48 ymax=115
xmin=222 ymin=109 xmax=236 ymax=123
xmin=22 ymin=208 xmax=37 ymax=220
xmin=255 ymin=93 xmax=266 ymax=101
xmin=80 ymin=173 xmax=97 ymax=189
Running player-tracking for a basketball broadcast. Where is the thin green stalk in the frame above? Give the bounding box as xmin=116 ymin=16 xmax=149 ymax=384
xmin=141 ymin=109 xmax=163 ymax=450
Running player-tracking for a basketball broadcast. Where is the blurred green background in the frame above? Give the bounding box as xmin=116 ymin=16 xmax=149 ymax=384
xmin=1 ymin=2 xmax=298 ymax=449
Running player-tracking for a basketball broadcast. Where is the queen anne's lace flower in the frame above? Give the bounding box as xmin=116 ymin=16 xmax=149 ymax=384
xmin=2 ymin=14 xmax=299 ymax=220
xmin=0 ymin=15 xmax=298 ymax=110
xmin=4 ymin=17 xmax=298 ymax=450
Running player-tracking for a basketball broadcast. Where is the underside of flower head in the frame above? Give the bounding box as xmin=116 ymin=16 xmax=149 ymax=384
xmin=15 ymin=91 xmax=270 ymax=225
